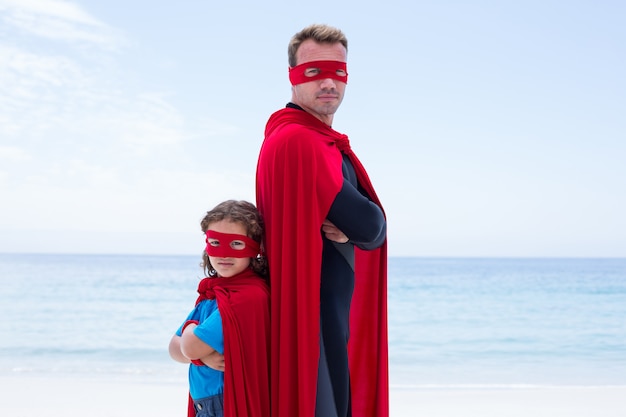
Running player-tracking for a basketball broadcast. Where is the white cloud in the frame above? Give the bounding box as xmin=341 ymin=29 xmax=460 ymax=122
xmin=0 ymin=44 xmax=94 ymax=140
xmin=3 ymin=45 xmax=83 ymax=86
xmin=0 ymin=44 xmax=87 ymax=96
xmin=1 ymin=0 xmax=102 ymax=26
xmin=0 ymin=43 xmax=237 ymax=150
xmin=0 ymin=163 xmax=254 ymax=233
xmin=0 ymin=0 xmax=123 ymax=48
xmin=0 ymin=44 xmax=186 ymax=150
xmin=0 ymin=0 xmax=251 ymax=249
xmin=0 ymin=146 xmax=31 ymax=161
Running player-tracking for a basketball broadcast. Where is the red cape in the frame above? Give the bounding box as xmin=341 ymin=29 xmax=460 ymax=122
xmin=256 ymin=107 xmax=388 ymax=417
xmin=188 ymin=270 xmax=270 ymax=417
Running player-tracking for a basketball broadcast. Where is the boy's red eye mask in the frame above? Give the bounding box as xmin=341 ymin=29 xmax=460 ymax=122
xmin=205 ymin=230 xmax=260 ymax=258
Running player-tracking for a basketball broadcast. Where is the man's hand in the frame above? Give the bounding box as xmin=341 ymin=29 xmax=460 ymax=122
xmin=322 ymin=220 xmax=349 ymax=243
xmin=200 ymin=350 xmax=225 ymax=372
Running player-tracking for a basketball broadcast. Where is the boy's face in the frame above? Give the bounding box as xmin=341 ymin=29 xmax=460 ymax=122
xmin=205 ymin=220 xmax=251 ymax=278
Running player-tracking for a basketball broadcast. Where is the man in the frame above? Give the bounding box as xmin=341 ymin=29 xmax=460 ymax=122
xmin=255 ymin=24 xmax=388 ymax=417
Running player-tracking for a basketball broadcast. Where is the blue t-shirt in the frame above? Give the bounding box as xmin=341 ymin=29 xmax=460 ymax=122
xmin=175 ymin=298 xmax=224 ymax=399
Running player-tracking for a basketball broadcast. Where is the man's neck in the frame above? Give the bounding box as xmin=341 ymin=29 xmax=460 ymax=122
xmin=285 ymin=102 xmax=333 ymax=127
xmin=286 ymin=102 xmax=304 ymax=111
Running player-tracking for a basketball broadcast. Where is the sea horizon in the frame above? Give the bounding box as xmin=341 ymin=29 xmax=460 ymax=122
xmin=1 ymin=254 xmax=625 ymax=388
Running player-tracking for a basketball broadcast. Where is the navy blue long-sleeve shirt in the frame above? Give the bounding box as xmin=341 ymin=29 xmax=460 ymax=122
xmin=286 ymin=102 xmax=386 ymax=417
xmin=317 ymin=154 xmax=386 ymax=417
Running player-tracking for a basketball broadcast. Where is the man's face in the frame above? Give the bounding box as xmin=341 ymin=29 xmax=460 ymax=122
xmin=291 ymin=39 xmax=347 ymax=126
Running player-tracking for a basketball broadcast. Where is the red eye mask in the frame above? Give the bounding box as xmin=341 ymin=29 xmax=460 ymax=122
xmin=289 ymin=60 xmax=348 ymax=85
xmin=205 ymin=230 xmax=260 ymax=258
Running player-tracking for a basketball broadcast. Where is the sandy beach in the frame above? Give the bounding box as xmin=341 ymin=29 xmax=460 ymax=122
xmin=391 ymin=385 xmax=626 ymax=417
xmin=2 ymin=375 xmax=625 ymax=416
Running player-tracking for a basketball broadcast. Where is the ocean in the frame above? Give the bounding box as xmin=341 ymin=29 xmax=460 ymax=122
xmin=1 ymin=254 xmax=625 ymax=388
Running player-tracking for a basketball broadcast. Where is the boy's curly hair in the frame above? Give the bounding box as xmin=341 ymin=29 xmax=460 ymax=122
xmin=199 ymin=200 xmax=267 ymax=278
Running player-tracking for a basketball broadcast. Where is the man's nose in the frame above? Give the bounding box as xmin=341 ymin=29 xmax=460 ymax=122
xmin=320 ymin=77 xmax=336 ymax=89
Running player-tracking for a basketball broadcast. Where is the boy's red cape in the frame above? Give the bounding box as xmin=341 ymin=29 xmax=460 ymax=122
xmin=187 ymin=270 xmax=270 ymax=417
xmin=256 ymin=107 xmax=388 ymax=417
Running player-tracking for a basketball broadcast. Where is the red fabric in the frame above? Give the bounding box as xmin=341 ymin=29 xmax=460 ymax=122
xmin=288 ymin=60 xmax=348 ymax=85
xmin=204 ymin=230 xmax=260 ymax=258
xmin=188 ymin=270 xmax=270 ymax=417
xmin=256 ymin=107 xmax=388 ymax=417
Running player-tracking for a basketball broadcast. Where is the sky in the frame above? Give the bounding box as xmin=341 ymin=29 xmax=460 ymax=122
xmin=1 ymin=0 xmax=625 ymax=257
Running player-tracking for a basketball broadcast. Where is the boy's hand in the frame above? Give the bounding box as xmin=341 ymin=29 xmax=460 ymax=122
xmin=201 ymin=350 xmax=225 ymax=372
